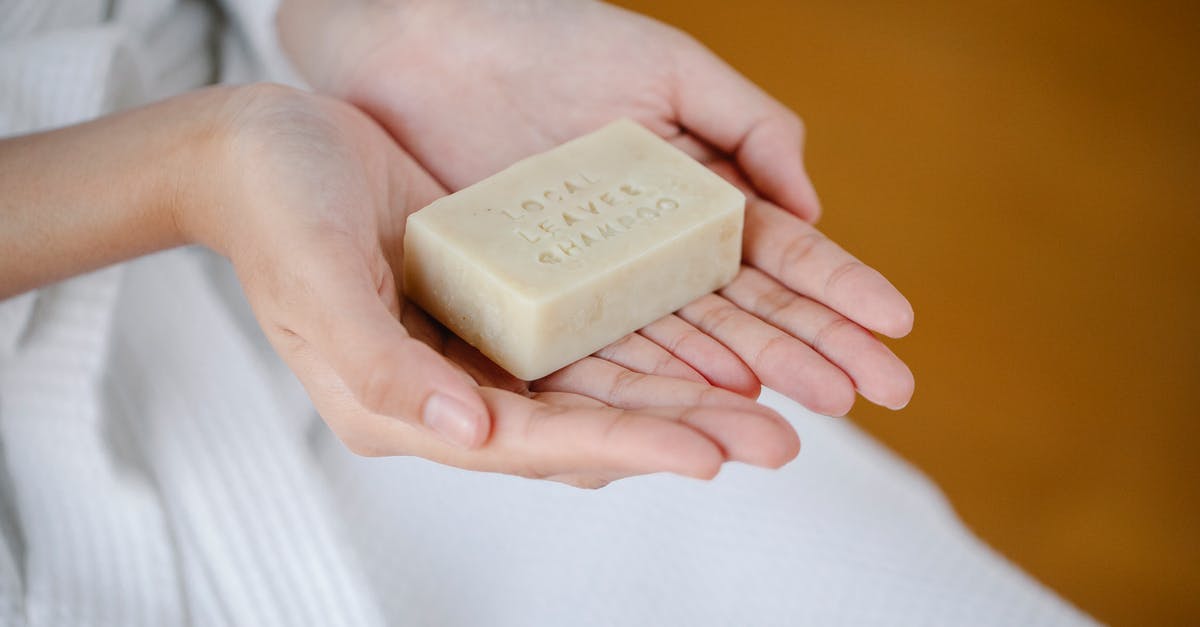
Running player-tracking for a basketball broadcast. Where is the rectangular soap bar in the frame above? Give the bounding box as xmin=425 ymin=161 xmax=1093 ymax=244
xmin=403 ymin=118 xmax=744 ymax=380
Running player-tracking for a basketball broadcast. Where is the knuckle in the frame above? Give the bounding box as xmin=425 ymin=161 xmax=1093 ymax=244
xmin=777 ymin=232 xmax=824 ymax=275
xmin=750 ymin=282 xmax=800 ymax=322
xmin=665 ymin=326 xmax=704 ymax=356
xmin=824 ymin=260 xmax=866 ymax=295
xmin=754 ymin=334 xmax=794 ymax=370
xmin=353 ymin=352 xmax=407 ymax=417
xmin=597 ymin=333 xmax=638 ymax=358
xmin=652 ymin=350 xmax=680 ymax=376
xmin=696 ymin=301 xmax=741 ymax=335
xmin=697 ymin=385 xmax=736 ymax=409
xmin=606 ymin=369 xmax=644 ymax=405
xmin=810 ymin=317 xmax=857 ymax=354
xmin=827 ymin=381 xmax=857 ymax=417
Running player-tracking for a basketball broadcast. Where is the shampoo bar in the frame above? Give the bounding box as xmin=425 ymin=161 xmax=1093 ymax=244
xmin=403 ymin=119 xmax=744 ymax=380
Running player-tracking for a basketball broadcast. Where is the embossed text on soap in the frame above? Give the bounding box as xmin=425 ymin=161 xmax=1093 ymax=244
xmin=485 ymin=173 xmax=683 ymax=265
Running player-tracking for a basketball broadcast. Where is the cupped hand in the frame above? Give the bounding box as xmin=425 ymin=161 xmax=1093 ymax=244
xmin=188 ymin=84 xmax=797 ymax=487
xmin=280 ymin=0 xmax=916 ymax=415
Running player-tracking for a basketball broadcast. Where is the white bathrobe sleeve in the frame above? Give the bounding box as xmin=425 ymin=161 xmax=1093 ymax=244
xmin=0 ymin=0 xmax=395 ymax=621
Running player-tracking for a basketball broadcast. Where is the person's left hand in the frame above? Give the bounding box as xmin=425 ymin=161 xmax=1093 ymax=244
xmin=195 ymin=84 xmax=797 ymax=486
xmin=278 ymin=0 xmax=916 ymax=415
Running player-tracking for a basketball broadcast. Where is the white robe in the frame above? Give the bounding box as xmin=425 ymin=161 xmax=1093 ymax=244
xmin=0 ymin=1 xmax=1096 ymax=624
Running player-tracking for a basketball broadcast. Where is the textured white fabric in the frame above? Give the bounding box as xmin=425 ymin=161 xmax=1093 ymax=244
xmin=0 ymin=1 xmax=1098 ymax=625
xmin=319 ymin=389 xmax=1092 ymax=627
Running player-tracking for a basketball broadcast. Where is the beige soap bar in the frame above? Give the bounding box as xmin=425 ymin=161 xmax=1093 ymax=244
xmin=403 ymin=119 xmax=744 ymax=380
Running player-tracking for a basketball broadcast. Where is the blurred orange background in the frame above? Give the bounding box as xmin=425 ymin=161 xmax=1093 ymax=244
xmin=615 ymin=1 xmax=1200 ymax=624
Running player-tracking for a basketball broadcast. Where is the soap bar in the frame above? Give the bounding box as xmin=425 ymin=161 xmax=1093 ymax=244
xmin=403 ymin=119 xmax=744 ymax=380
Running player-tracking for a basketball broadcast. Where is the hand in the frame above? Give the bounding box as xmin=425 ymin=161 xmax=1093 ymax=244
xmin=279 ymin=0 xmax=916 ymax=414
xmin=191 ymin=84 xmax=797 ymax=486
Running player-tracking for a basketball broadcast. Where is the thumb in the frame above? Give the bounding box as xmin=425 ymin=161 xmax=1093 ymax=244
xmin=673 ymin=43 xmax=822 ymax=223
xmin=283 ymin=240 xmax=490 ymax=449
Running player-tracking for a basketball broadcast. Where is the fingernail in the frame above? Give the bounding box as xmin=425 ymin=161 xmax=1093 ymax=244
xmin=422 ymin=393 xmax=483 ymax=448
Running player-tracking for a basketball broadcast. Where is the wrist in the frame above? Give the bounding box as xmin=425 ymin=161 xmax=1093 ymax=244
xmin=0 ymin=88 xmax=232 ymax=296
xmin=169 ymin=84 xmax=316 ymax=261
xmin=175 ymin=83 xmax=390 ymax=266
xmin=150 ymin=86 xmax=250 ymax=256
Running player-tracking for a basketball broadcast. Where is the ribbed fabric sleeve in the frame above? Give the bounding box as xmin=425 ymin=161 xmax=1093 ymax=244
xmin=0 ymin=1 xmax=376 ymax=624
xmin=0 ymin=269 xmax=185 ymax=627
xmin=106 ymin=249 xmax=386 ymax=627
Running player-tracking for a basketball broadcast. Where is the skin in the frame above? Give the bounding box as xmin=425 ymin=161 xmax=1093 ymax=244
xmin=277 ymin=0 xmax=917 ymax=416
xmin=2 ymin=1 xmax=916 ymax=488
xmin=0 ymin=85 xmax=797 ymax=488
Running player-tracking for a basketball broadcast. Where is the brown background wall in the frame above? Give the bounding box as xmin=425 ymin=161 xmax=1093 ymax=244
xmin=615 ymin=1 xmax=1200 ymax=624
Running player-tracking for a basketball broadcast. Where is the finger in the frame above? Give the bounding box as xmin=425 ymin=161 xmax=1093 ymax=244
xmin=637 ymin=403 xmax=799 ymax=469
xmin=744 ymin=198 xmax=914 ymax=338
xmin=678 ymin=293 xmax=856 ymax=417
xmin=637 ymin=314 xmax=760 ymax=397
xmin=290 ymin=345 xmax=733 ymax=481
xmin=403 ymin=388 xmax=728 ymax=481
xmin=721 ymin=267 xmax=915 ymax=410
xmin=536 ymin=356 xmax=762 ymax=413
xmin=535 ymin=357 xmax=798 ymax=467
xmin=279 ymin=238 xmax=489 ymax=448
xmin=593 ymin=331 xmax=708 ymax=384
xmin=530 ymin=391 xmax=607 ymax=409
xmin=667 ymin=131 xmax=723 ymax=165
xmin=701 ymin=159 xmax=754 ymax=195
xmin=423 ymin=314 xmax=709 ymax=394
xmin=674 ymin=45 xmax=821 ymax=221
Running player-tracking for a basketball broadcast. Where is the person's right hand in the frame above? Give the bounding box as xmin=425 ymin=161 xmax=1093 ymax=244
xmin=278 ymin=0 xmax=916 ymax=417
xmin=186 ymin=84 xmax=796 ymax=486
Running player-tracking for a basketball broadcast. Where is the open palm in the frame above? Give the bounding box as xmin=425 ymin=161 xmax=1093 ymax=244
xmin=281 ymin=0 xmax=916 ymax=414
xmin=219 ymin=85 xmax=796 ymax=487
